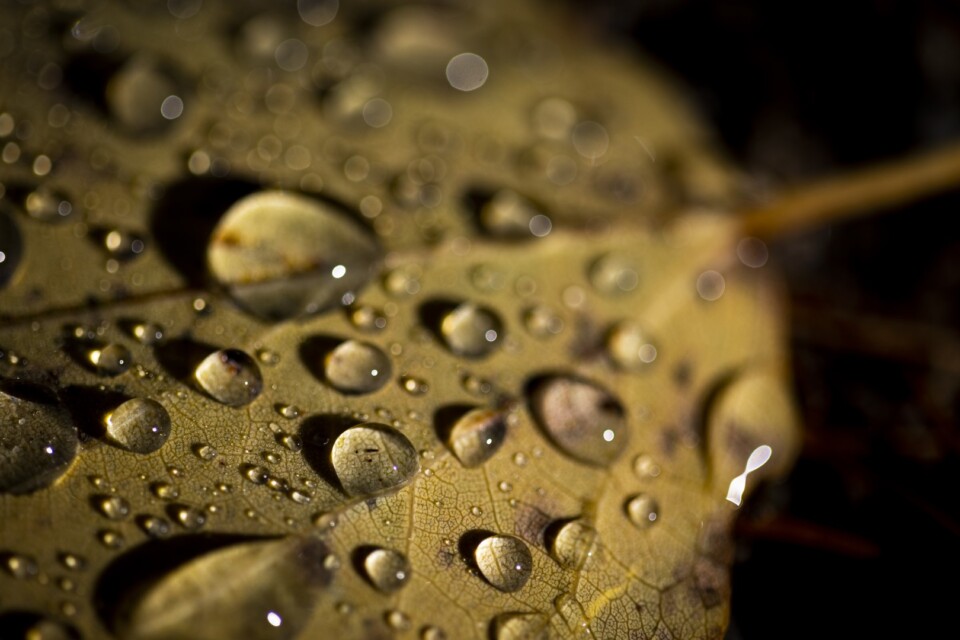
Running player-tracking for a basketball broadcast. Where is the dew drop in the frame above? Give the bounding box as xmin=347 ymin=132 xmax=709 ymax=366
xmin=98 ymin=530 xmax=125 ymax=550
xmin=360 ymin=547 xmax=411 ymax=593
xmin=589 ymin=253 xmax=639 ymax=295
xmin=171 ymin=504 xmax=207 ymax=530
xmin=522 ymin=305 xmax=564 ymax=338
xmin=139 ymin=515 xmax=172 ymax=538
xmin=59 ymin=553 xmax=86 ymax=572
xmin=0 ymin=382 xmax=79 ymax=494
xmin=606 ymin=320 xmax=658 ymax=371
xmin=194 ymin=349 xmax=263 ymax=407
xmin=492 ymin=612 xmax=550 ymax=640
xmin=445 ymin=408 xmax=507 ymax=468
xmin=277 ymin=404 xmax=301 ymax=419
xmin=548 ymin=519 xmax=597 ymax=569
xmin=207 ymin=190 xmax=381 ymax=320
xmin=330 ymin=423 xmax=419 ymax=498
xmin=195 ymin=444 xmax=218 ymax=462
xmin=400 ymin=375 xmax=429 ymax=396
xmin=89 ymin=343 xmax=132 ymax=376
xmin=279 ymin=433 xmax=303 ymax=452
xmin=23 ymin=186 xmax=73 ymax=223
xmin=323 ymin=340 xmax=392 ymax=394
xmin=632 ymin=453 xmax=661 ymax=479
xmin=106 ymin=55 xmax=180 ymax=134
xmin=94 ymin=495 xmax=131 ymax=521
xmin=105 ymin=398 xmax=171 ymax=454
xmin=385 ymin=609 xmax=412 ymax=631
xmin=421 ymin=626 xmax=448 ymax=640
xmin=150 ymin=481 xmax=179 ymax=500
xmin=130 ymin=321 xmax=164 ymax=345
xmin=348 ymin=305 xmax=388 ymax=332
xmin=475 ymin=190 xmax=550 ymax=239
xmin=3 ymin=552 xmax=38 ymax=579
xmin=0 ymin=207 xmax=22 ymax=288
xmin=528 ymin=376 xmax=628 ymax=467
xmin=439 ymin=302 xmax=503 ymax=358
xmin=624 ymin=493 xmax=659 ymax=529
xmin=473 ymin=534 xmax=533 ymax=592
xmin=242 ymin=464 xmax=270 ymax=485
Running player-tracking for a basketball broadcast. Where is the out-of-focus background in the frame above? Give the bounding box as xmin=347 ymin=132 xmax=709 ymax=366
xmin=574 ymin=1 xmax=960 ymax=637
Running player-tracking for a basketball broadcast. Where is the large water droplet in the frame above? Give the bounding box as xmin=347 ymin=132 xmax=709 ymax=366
xmin=444 ymin=408 xmax=507 ymax=468
xmin=105 ymin=398 xmax=171 ymax=453
xmin=330 ymin=423 xmax=419 ymax=498
xmin=492 ymin=612 xmax=550 ymax=640
xmin=207 ymin=190 xmax=381 ymax=320
xmin=547 ymin=518 xmax=597 ymax=569
xmin=0 ymin=206 xmax=22 ymax=288
xmin=439 ymin=302 xmax=503 ymax=358
xmin=195 ymin=349 xmax=263 ymax=407
xmin=0 ymin=381 xmax=78 ymax=494
xmin=360 ymin=547 xmax=411 ymax=593
xmin=324 ymin=340 xmax=392 ymax=394
xmin=473 ymin=534 xmax=533 ymax=593
xmin=528 ymin=376 xmax=628 ymax=467
xmin=115 ymin=536 xmax=335 ymax=640
xmin=624 ymin=493 xmax=659 ymax=529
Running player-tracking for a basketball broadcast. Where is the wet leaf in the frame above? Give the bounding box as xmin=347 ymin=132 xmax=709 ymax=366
xmin=0 ymin=1 xmax=799 ymax=638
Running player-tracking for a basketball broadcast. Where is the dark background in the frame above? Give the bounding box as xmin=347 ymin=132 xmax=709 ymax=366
xmin=575 ymin=1 xmax=960 ymax=637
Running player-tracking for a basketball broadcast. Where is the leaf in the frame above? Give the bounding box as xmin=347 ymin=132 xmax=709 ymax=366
xmin=0 ymin=1 xmax=799 ymax=639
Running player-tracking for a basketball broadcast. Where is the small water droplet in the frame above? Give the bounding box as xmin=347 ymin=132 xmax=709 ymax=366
xmin=105 ymin=398 xmax=171 ymax=453
xmin=349 ymin=305 xmax=388 ymax=332
xmin=528 ymin=376 xmax=628 ymax=467
xmin=59 ymin=553 xmax=86 ymax=572
xmin=589 ymin=253 xmax=639 ymax=295
xmin=195 ymin=349 xmax=263 ymax=407
xmin=277 ymin=404 xmax=301 ymax=419
xmin=195 ymin=444 xmax=218 ymax=461
xmin=473 ymin=534 xmax=532 ymax=592
xmin=548 ymin=519 xmax=597 ymax=569
xmin=492 ymin=612 xmax=550 ymax=640
xmin=106 ymin=55 xmax=180 ymax=134
xmin=23 ymin=186 xmax=73 ymax=223
xmin=421 ymin=625 xmax=448 ymax=640
xmin=383 ymin=264 xmax=423 ymax=297
xmin=94 ymin=495 xmax=131 ymax=521
xmin=439 ymin=302 xmax=503 ymax=358
xmin=3 ymin=553 xmax=38 ymax=579
xmin=89 ymin=343 xmax=132 ymax=376
xmin=385 ymin=609 xmax=412 ymax=631
xmin=606 ymin=321 xmax=658 ymax=371
xmin=400 ymin=374 xmax=429 ymax=396
xmin=523 ymin=304 xmax=564 ymax=338
xmin=171 ymin=504 xmax=207 ymax=530
xmin=242 ymin=464 xmax=270 ymax=485
xmin=330 ymin=423 xmax=419 ymax=498
xmin=150 ymin=481 xmax=179 ymax=500
xmin=474 ymin=190 xmax=550 ymax=239
xmin=207 ymin=190 xmax=381 ymax=320
xmin=102 ymin=228 xmax=146 ymax=260
xmin=624 ymin=493 xmax=659 ymax=529
xmin=130 ymin=321 xmax=164 ymax=345
xmin=361 ymin=547 xmax=411 ymax=593
xmin=98 ymin=529 xmax=126 ymax=550
xmin=632 ymin=454 xmax=661 ymax=479
xmin=324 ymin=340 xmax=392 ymax=394
xmin=289 ymin=489 xmax=312 ymax=505
xmin=139 ymin=515 xmax=172 ymax=538
xmin=279 ymin=433 xmax=303 ymax=452
xmin=445 ymin=408 xmax=507 ymax=468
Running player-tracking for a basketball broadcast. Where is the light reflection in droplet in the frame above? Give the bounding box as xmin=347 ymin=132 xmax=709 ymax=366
xmin=266 ymin=610 xmax=282 ymax=627
xmin=331 ymin=264 xmax=346 ymax=279
xmin=696 ymin=270 xmax=725 ymax=301
xmin=737 ymin=237 xmax=769 ymax=268
xmin=726 ymin=445 xmax=773 ymax=506
xmin=160 ymin=95 xmax=184 ymax=120
xmin=446 ymin=53 xmax=488 ymax=91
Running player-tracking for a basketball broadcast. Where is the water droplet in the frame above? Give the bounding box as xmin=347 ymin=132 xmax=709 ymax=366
xmin=23 ymin=186 xmax=73 ymax=223
xmin=330 ymin=423 xmax=419 ymax=497
xmin=150 ymin=481 xmax=179 ymax=500
xmin=3 ymin=553 xmax=38 ymax=579
xmin=737 ymin=237 xmax=769 ymax=268
xmin=624 ymin=493 xmax=659 ymax=529
xmin=473 ymin=534 xmax=532 ymax=592
xmin=492 ymin=612 xmax=550 ymax=640
xmin=298 ymin=0 xmax=339 ymax=27
xmin=117 ymin=536 xmax=335 ymax=640
xmin=130 ymin=321 xmax=164 ymax=345
xmin=439 ymin=302 xmax=503 ymax=358
xmin=523 ymin=305 xmax=564 ymax=338
xmin=289 ymin=489 xmax=312 ymax=505
xmin=474 ymin=190 xmax=550 ymax=239
xmin=98 ymin=530 xmax=126 ymax=550
xmin=446 ymin=53 xmax=488 ymax=91
xmin=324 ymin=340 xmax=392 ymax=394
xmin=279 ymin=433 xmax=303 ymax=452
xmin=589 ymin=253 xmax=639 ymax=295
xmin=0 ymin=207 xmax=22 ymax=288
xmin=107 ymin=55 xmax=180 ymax=134
xmin=421 ymin=625 xmax=448 ymax=640
xmin=195 ymin=444 xmax=218 ymax=461
xmin=385 ymin=609 xmax=412 ymax=631
xmin=606 ymin=321 xmax=658 ymax=370
xmin=277 ymin=404 xmax=301 ymax=419
xmin=383 ymin=264 xmax=422 ymax=297
xmin=94 ymin=495 xmax=131 ymax=521
xmin=632 ymin=454 xmax=661 ymax=479
xmin=0 ymin=382 xmax=78 ymax=494
xmin=171 ymin=504 xmax=207 ymax=530
xmin=349 ymin=305 xmax=388 ymax=332
xmin=548 ymin=519 xmax=597 ymax=569
xmin=360 ymin=547 xmax=411 ymax=593
xmin=102 ymin=228 xmax=146 ymax=260
xmin=696 ymin=270 xmax=725 ymax=301
xmin=139 ymin=515 xmax=172 ymax=538
xmin=89 ymin=343 xmax=132 ymax=376
xmin=242 ymin=464 xmax=270 ymax=485
xmin=533 ymin=97 xmax=577 ymax=140
xmin=105 ymin=398 xmax=171 ymax=454
xmin=528 ymin=376 xmax=628 ymax=467
xmin=445 ymin=408 xmax=507 ymax=468
xmin=207 ymin=190 xmax=381 ymax=320
xmin=195 ymin=349 xmax=263 ymax=407
xmin=400 ymin=375 xmax=429 ymax=396
xmin=571 ymin=121 xmax=609 ymax=160
xmin=59 ymin=553 xmax=86 ymax=572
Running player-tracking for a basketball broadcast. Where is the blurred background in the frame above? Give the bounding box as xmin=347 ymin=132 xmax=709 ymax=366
xmin=574 ymin=1 xmax=960 ymax=637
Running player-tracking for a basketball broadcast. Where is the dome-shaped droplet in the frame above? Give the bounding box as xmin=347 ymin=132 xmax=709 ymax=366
xmin=445 ymin=408 xmax=507 ymax=468
xmin=0 ymin=382 xmax=79 ymax=494
xmin=606 ymin=320 xmax=657 ymax=370
xmin=0 ymin=207 xmax=22 ymax=288
xmin=440 ymin=302 xmax=503 ymax=358
xmin=207 ymin=190 xmax=381 ymax=320
xmin=589 ymin=252 xmax=639 ymax=295
xmin=3 ymin=553 xmax=38 ymax=579
xmin=117 ymin=536 xmax=335 ymax=640
xmin=130 ymin=321 xmax=164 ymax=345
xmin=473 ymin=534 xmax=533 ymax=593
xmin=492 ymin=612 xmax=550 ymax=640
xmin=360 ymin=547 xmax=411 ymax=593
xmin=23 ymin=186 xmax=73 ymax=223
xmin=105 ymin=398 xmax=171 ymax=453
xmin=106 ymin=55 xmax=180 ymax=134
xmin=548 ymin=519 xmax=597 ymax=569
xmin=324 ymin=340 xmax=392 ymax=394
xmin=89 ymin=343 xmax=132 ymax=376
xmin=195 ymin=349 xmax=263 ymax=407
xmin=94 ymin=495 xmax=131 ymax=521
xmin=330 ymin=423 xmax=419 ymax=497
xmin=528 ymin=376 xmax=628 ymax=467
xmin=522 ymin=305 xmax=564 ymax=338
xmin=475 ymin=190 xmax=550 ymax=239
xmin=624 ymin=493 xmax=659 ymax=529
